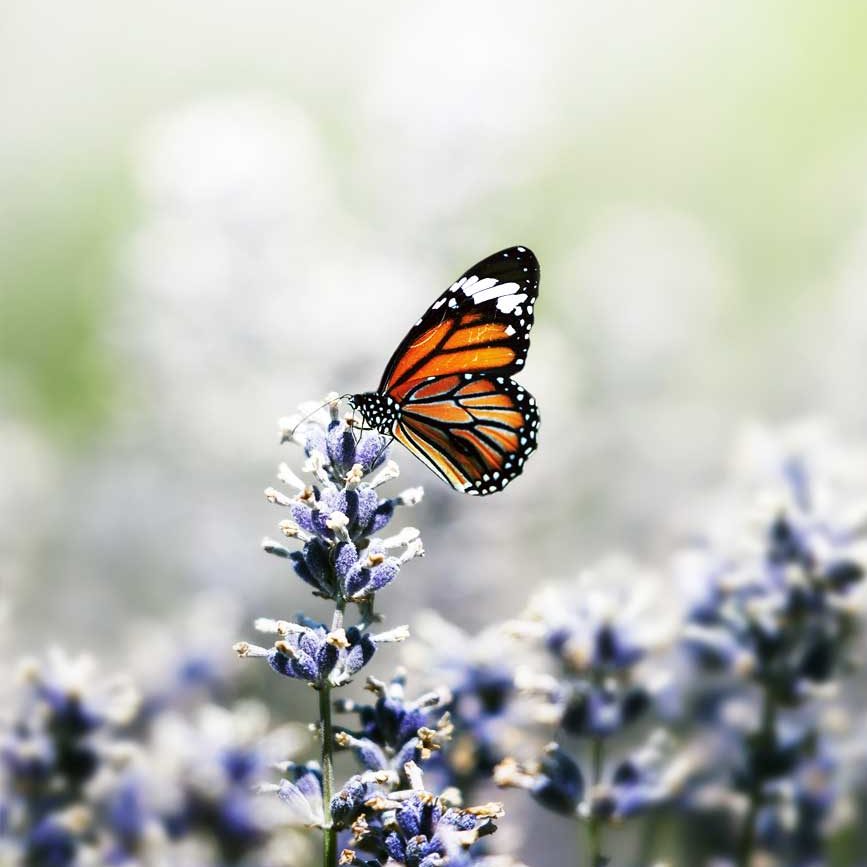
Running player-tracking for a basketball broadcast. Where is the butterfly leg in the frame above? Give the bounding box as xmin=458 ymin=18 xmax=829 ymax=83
xmin=348 ymin=403 xmax=364 ymax=446
xmin=371 ymin=434 xmax=396 ymax=470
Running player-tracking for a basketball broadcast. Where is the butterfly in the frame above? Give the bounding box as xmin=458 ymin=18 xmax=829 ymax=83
xmin=348 ymin=246 xmax=540 ymax=495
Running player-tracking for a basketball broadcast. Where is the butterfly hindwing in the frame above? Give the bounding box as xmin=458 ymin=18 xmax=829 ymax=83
xmin=378 ymin=246 xmax=539 ymax=402
xmin=392 ymin=372 xmax=540 ymax=495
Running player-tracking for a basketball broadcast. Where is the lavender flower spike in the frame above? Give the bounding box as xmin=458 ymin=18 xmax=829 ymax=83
xmin=234 ymin=618 xmax=409 ymax=688
xmin=235 ymin=400 xmax=433 ymax=867
xmin=342 ymin=761 xmax=505 ymax=867
xmin=268 ymin=396 xmax=425 ymax=605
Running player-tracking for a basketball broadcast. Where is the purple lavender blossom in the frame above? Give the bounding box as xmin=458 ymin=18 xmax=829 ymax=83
xmin=0 ymin=643 xmax=310 ymax=867
xmin=677 ymin=424 xmax=867 ymax=865
xmin=401 ymin=613 xmax=524 ymax=795
xmin=235 ymin=398 xmax=469 ymax=867
xmin=268 ymin=397 xmax=424 ymax=605
xmin=0 ymin=652 xmax=155 ymax=866
xmin=342 ymin=761 xmax=505 ymax=867
xmin=334 ymin=672 xmax=453 ymax=783
xmin=235 ymin=618 xmax=409 ymax=689
xmin=495 ymin=731 xmax=700 ymax=824
xmin=495 ymin=558 xmax=684 ymax=865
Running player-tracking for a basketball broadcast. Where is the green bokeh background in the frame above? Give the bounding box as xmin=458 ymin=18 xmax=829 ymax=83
xmin=4 ymin=1 xmax=867 ymax=444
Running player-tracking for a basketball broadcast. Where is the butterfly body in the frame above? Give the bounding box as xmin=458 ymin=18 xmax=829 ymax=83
xmin=351 ymin=246 xmax=540 ymax=496
xmin=348 ymin=392 xmax=399 ymax=432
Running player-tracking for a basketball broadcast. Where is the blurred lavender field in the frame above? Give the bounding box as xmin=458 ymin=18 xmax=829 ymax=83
xmin=4 ymin=3 xmax=867 ymax=866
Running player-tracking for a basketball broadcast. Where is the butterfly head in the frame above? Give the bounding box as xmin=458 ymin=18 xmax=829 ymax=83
xmin=348 ymin=392 xmax=399 ymax=435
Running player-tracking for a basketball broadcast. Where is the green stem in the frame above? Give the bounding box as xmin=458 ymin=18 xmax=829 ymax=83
xmin=592 ymin=736 xmax=604 ymax=785
xmin=587 ymin=736 xmax=605 ymax=867
xmin=736 ymin=689 xmax=777 ymax=867
xmin=320 ymin=682 xmax=336 ymax=867
xmin=320 ymin=599 xmax=345 ymax=867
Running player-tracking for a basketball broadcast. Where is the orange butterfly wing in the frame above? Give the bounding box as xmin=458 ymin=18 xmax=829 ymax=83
xmin=392 ymin=374 xmax=539 ymax=495
xmin=352 ymin=246 xmax=541 ymax=494
xmin=378 ymin=247 xmax=539 ymax=403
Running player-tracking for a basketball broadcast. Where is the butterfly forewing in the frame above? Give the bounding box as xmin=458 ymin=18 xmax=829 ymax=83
xmin=392 ymin=373 xmax=540 ymax=495
xmin=378 ymin=246 xmax=539 ymax=402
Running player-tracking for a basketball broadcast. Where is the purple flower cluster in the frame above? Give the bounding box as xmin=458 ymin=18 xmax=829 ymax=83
xmin=260 ymin=676 xmax=511 ymax=866
xmin=14 ymin=381 xmax=867 ymax=867
xmin=0 ymin=647 xmax=307 ymax=867
xmin=334 ymin=672 xmax=453 ymax=781
xmin=235 ymin=616 xmax=409 ymax=689
xmin=344 ymin=762 xmax=503 ymax=867
xmin=494 ymin=559 xmax=696 ymax=864
xmin=0 ymin=652 xmax=139 ymax=866
xmin=236 ymin=400 xmax=424 ymax=692
xmin=402 ymin=614 xmax=520 ymax=796
xmin=235 ymin=399 xmax=522 ymax=867
xmin=679 ymin=434 xmax=867 ymax=865
xmin=265 ymin=399 xmax=424 ymax=605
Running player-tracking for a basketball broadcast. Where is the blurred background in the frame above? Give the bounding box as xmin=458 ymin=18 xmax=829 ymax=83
xmin=3 ymin=2 xmax=867 ymax=864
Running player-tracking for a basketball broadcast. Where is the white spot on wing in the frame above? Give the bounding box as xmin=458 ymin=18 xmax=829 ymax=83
xmin=473 ymin=281 xmax=520 ymax=304
xmin=505 ymin=324 xmax=516 ymax=336
xmin=432 ymin=298 xmax=446 ymax=310
xmin=466 ymin=277 xmax=497 ymax=296
xmin=460 ymin=275 xmax=480 ymax=295
xmin=497 ymin=293 xmax=528 ymax=313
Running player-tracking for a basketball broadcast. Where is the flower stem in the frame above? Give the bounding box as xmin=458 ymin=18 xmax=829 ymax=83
xmin=592 ymin=735 xmax=604 ymax=784
xmin=737 ymin=688 xmax=777 ymax=867
xmin=320 ymin=682 xmax=336 ymax=867
xmin=587 ymin=736 xmax=605 ymax=867
xmin=321 ymin=599 xmax=345 ymax=867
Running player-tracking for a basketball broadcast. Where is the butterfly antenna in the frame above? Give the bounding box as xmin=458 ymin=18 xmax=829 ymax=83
xmin=284 ymin=393 xmax=352 ymax=442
